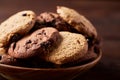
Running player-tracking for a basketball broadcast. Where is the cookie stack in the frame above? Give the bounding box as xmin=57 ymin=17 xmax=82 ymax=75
xmin=0 ymin=6 xmax=100 ymax=68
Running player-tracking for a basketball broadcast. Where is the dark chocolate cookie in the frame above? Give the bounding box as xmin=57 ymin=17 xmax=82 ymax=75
xmin=8 ymin=27 xmax=61 ymax=59
xmin=30 ymin=12 xmax=76 ymax=32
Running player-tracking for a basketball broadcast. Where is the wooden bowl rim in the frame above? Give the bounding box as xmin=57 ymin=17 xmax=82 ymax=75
xmin=0 ymin=50 xmax=102 ymax=71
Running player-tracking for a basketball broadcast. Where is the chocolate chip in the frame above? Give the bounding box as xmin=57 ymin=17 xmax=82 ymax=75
xmin=26 ymin=40 xmax=32 ymax=44
xmin=22 ymin=13 xmax=27 ymax=16
xmin=40 ymin=41 xmax=51 ymax=49
xmin=41 ymin=30 xmax=45 ymax=33
xmin=43 ymin=32 xmax=46 ymax=35
xmin=41 ymin=30 xmax=47 ymax=35
xmin=40 ymin=38 xmax=42 ymax=40
xmin=37 ymin=33 xmax=42 ymax=35
xmin=10 ymin=34 xmax=21 ymax=43
xmin=28 ymin=14 xmax=30 ymax=16
xmin=77 ymin=40 xmax=80 ymax=44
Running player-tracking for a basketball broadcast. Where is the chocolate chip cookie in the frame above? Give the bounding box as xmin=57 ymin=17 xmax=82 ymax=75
xmin=57 ymin=6 xmax=97 ymax=39
xmin=8 ymin=27 xmax=61 ymax=59
xmin=44 ymin=31 xmax=88 ymax=65
xmin=0 ymin=10 xmax=36 ymax=55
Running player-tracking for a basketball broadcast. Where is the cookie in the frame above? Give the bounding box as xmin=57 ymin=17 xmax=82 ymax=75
xmin=44 ymin=31 xmax=88 ymax=65
xmin=0 ymin=10 xmax=36 ymax=55
xmin=57 ymin=6 xmax=97 ymax=39
xmin=8 ymin=27 xmax=61 ymax=59
xmin=31 ymin=12 xmax=73 ymax=32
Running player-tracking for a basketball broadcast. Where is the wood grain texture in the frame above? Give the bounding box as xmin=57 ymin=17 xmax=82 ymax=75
xmin=0 ymin=0 xmax=120 ymax=80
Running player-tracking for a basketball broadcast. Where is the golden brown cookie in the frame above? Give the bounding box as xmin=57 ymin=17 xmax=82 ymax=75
xmin=44 ymin=31 xmax=88 ymax=65
xmin=57 ymin=6 xmax=97 ymax=39
xmin=0 ymin=10 xmax=36 ymax=55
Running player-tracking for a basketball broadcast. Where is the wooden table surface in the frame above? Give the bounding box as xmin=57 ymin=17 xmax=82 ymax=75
xmin=0 ymin=0 xmax=120 ymax=80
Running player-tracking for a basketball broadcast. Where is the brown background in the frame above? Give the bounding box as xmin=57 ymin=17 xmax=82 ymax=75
xmin=0 ymin=0 xmax=120 ymax=80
